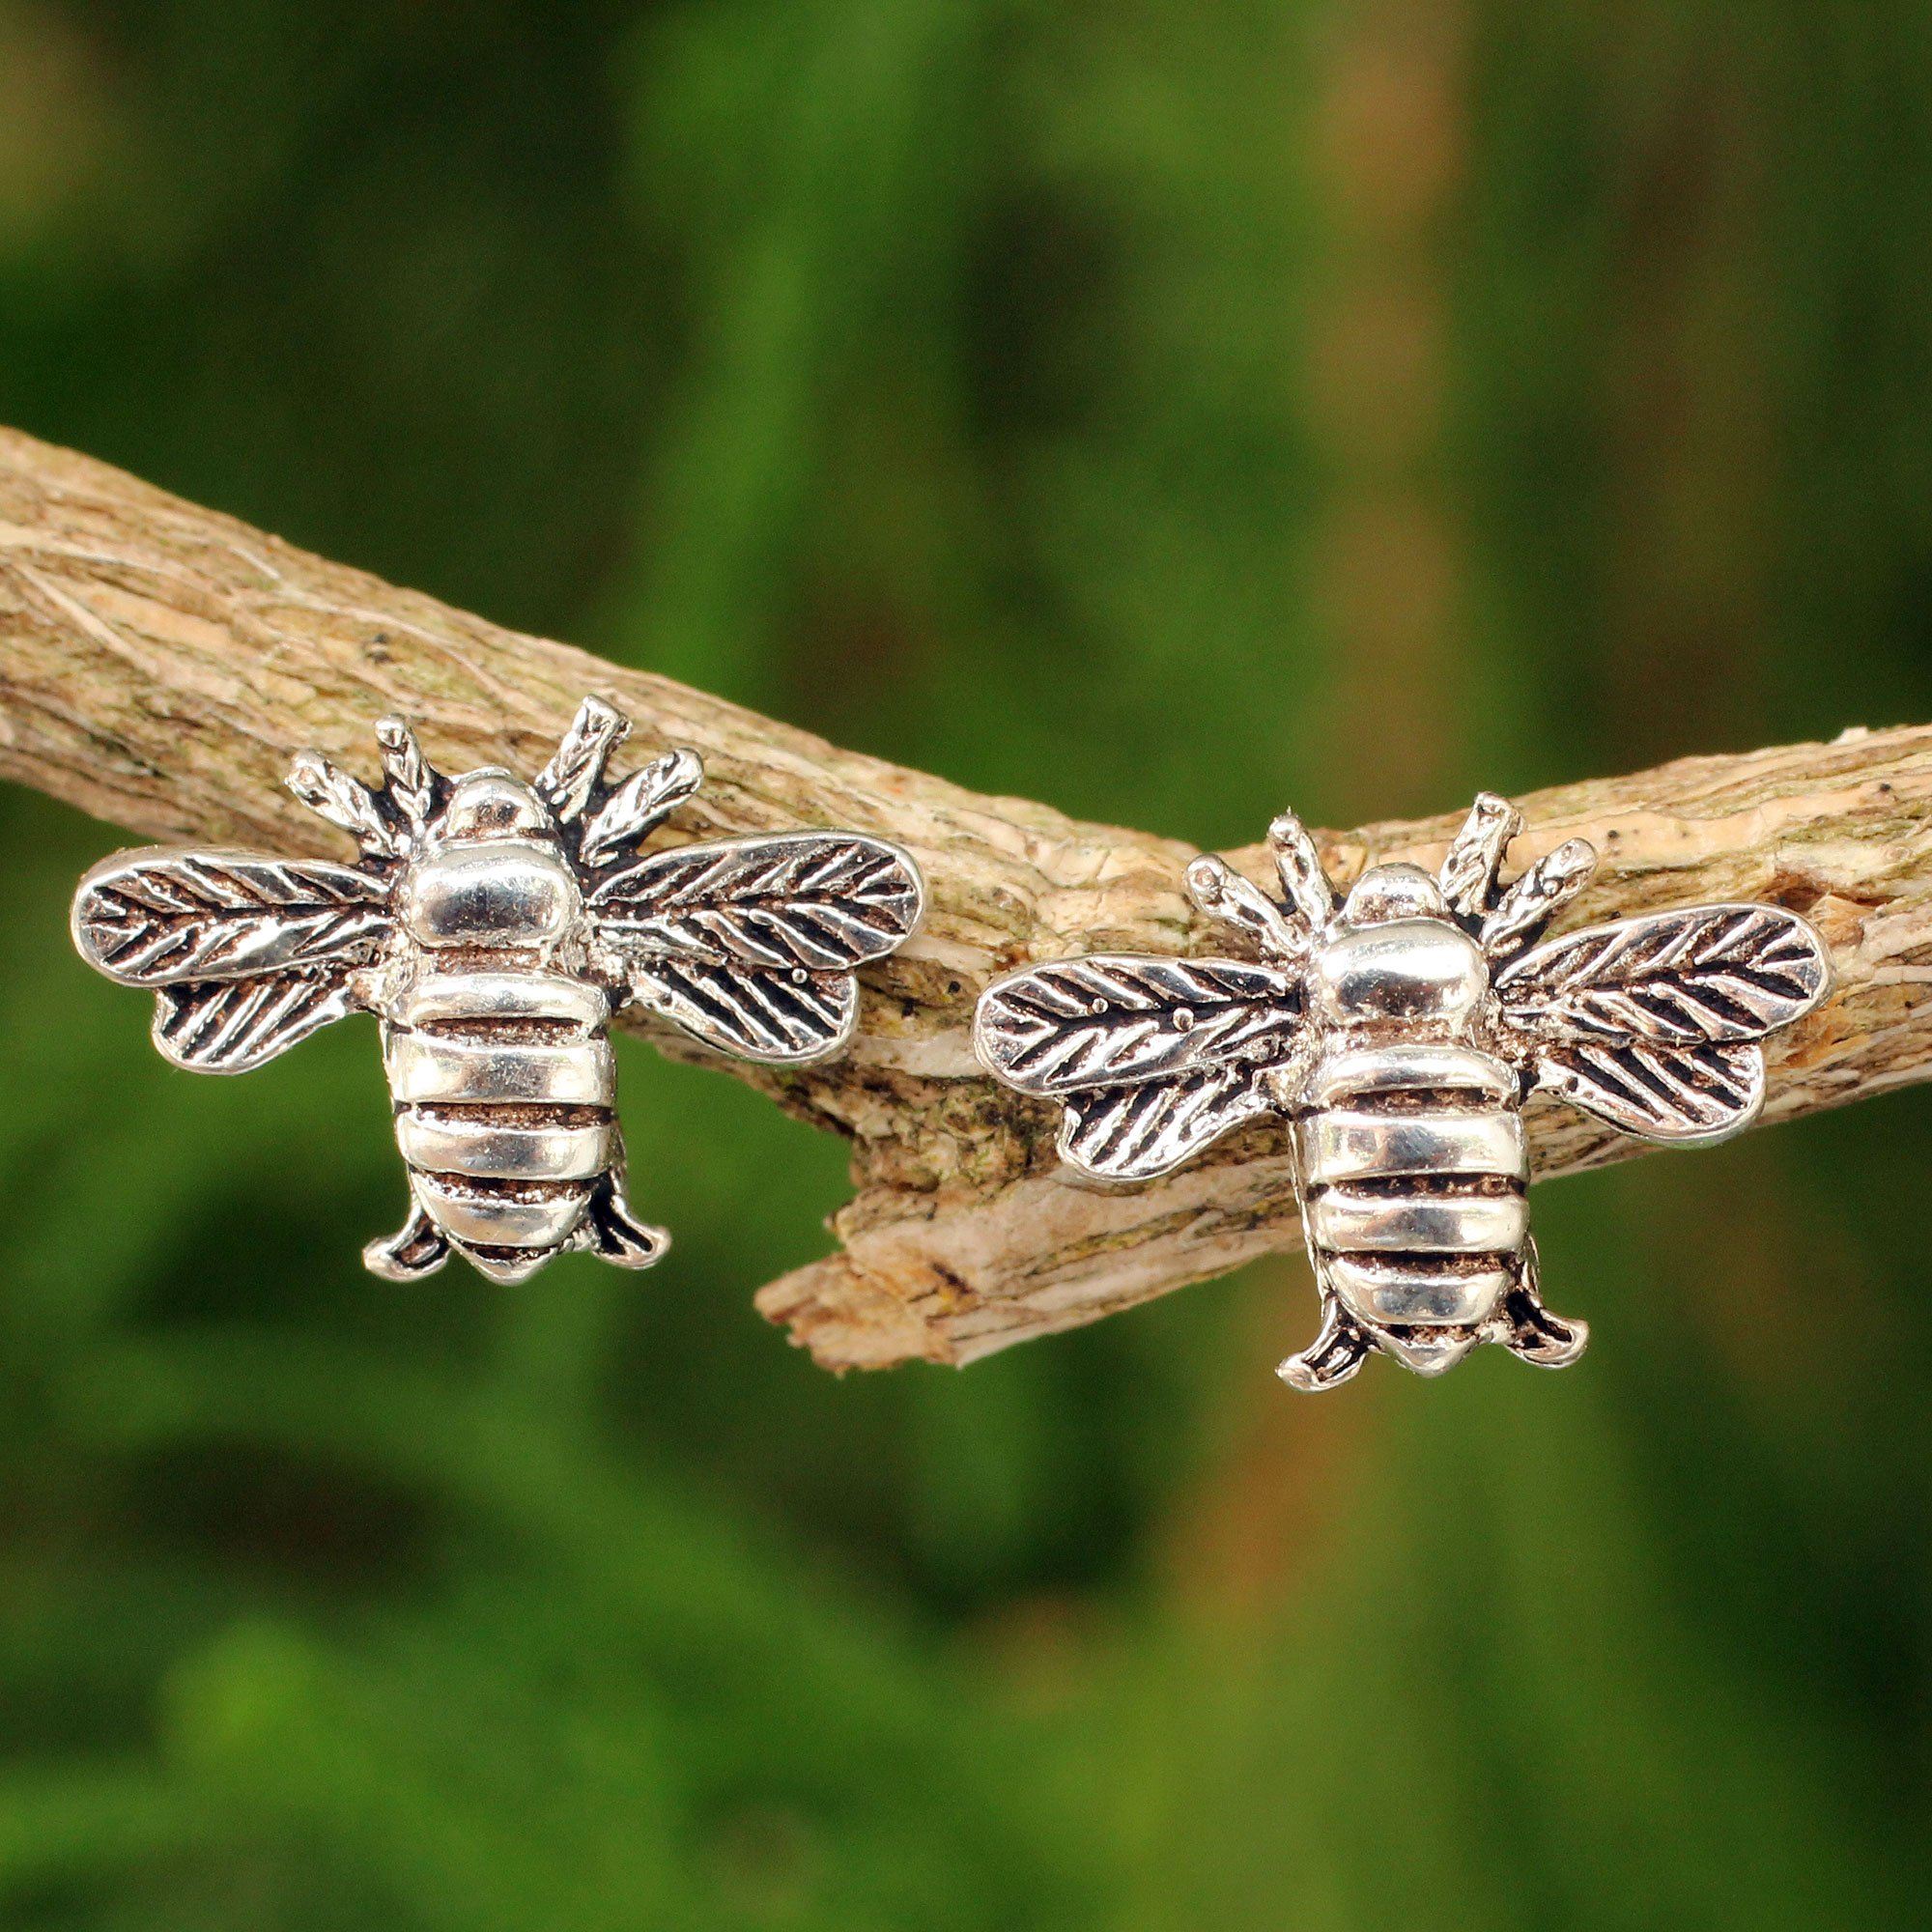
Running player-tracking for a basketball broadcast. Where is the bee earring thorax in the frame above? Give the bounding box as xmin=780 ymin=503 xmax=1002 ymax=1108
xmin=399 ymin=857 xmax=582 ymax=952
xmin=1306 ymin=864 xmax=1489 ymax=1035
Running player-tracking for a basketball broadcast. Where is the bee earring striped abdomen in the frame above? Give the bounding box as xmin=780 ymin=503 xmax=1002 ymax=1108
xmin=385 ymin=967 xmax=618 ymax=1279
xmin=1297 ymin=1043 xmax=1527 ymax=1344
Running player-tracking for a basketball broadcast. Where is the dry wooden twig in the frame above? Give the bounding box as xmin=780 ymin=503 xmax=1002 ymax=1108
xmin=0 ymin=426 xmax=1925 ymax=1370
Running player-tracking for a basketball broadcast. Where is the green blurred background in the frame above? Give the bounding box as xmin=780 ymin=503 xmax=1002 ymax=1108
xmin=0 ymin=2 xmax=1928 ymax=1926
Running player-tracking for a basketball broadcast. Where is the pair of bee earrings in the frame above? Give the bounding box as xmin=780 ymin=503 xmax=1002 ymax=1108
xmin=72 ymin=698 xmax=1831 ymax=1390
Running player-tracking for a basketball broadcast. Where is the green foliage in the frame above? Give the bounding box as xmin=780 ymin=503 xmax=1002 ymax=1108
xmin=0 ymin=1 xmax=1928 ymax=1925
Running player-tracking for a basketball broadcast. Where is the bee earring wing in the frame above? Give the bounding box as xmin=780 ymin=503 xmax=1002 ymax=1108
xmin=588 ymin=831 xmax=925 ymax=1064
xmin=974 ymin=955 xmax=1305 ymax=1181
xmin=1494 ymin=901 xmax=1832 ymax=1141
xmin=71 ymin=848 xmax=392 ymax=1073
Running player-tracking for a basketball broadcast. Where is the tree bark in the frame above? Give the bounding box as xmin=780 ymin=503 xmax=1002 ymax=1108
xmin=0 ymin=426 xmax=1922 ymax=1370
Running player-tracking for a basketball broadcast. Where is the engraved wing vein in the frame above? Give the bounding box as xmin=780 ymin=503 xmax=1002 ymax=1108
xmin=1059 ymin=1066 xmax=1276 ymax=1181
xmin=74 ymin=851 xmax=390 ymax=984
xmin=590 ymin=835 xmax=921 ymax=971
xmin=628 ymin=956 xmax=857 ymax=1062
xmin=976 ymin=956 xmax=1300 ymax=1094
xmin=1539 ymin=1036 xmax=1765 ymax=1138
xmin=1496 ymin=903 xmax=1828 ymax=1044
xmin=154 ymin=975 xmax=358 ymax=1072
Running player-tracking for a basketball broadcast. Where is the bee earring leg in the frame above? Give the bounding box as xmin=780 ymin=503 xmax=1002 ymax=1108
xmin=363 ymin=1198 xmax=451 ymax=1281
xmin=1500 ymin=1243 xmax=1590 ymax=1369
xmin=582 ymin=1170 xmax=670 ymax=1270
xmin=1277 ymin=1289 xmax=1371 ymax=1392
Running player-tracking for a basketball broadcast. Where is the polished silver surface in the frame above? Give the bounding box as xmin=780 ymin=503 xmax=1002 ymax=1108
xmin=384 ymin=1031 xmax=616 ymax=1107
xmin=1299 ymin=1106 xmax=1527 ymax=1184
xmin=974 ymin=792 xmax=1832 ymax=1389
xmin=72 ymin=697 xmax=926 ymax=1284
xmin=1321 ymin=1255 xmax=1516 ymax=1330
xmin=1305 ymin=1185 xmax=1530 ymax=1258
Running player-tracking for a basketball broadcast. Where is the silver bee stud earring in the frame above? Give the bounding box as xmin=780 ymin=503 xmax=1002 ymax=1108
xmin=975 ymin=795 xmax=1830 ymax=1389
xmin=72 ymin=698 xmax=925 ymax=1283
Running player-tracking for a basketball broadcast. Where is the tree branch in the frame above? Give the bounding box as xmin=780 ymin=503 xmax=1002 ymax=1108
xmin=0 ymin=427 xmax=1921 ymax=1370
